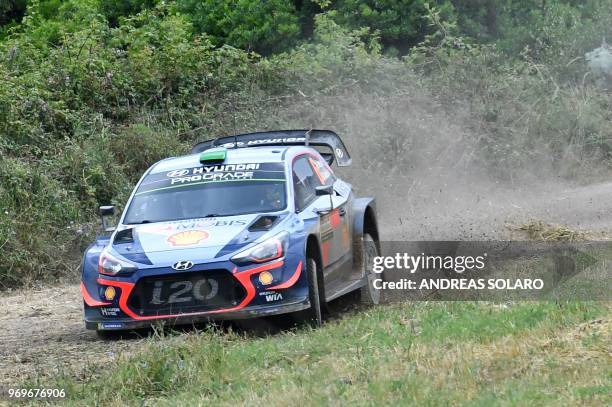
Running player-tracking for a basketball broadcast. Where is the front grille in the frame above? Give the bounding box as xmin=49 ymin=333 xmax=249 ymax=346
xmin=128 ymin=269 xmax=246 ymax=317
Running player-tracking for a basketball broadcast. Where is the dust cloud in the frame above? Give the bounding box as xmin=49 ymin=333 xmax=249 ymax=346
xmin=271 ymin=86 xmax=612 ymax=240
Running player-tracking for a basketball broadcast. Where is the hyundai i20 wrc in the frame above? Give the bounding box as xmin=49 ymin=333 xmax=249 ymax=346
xmin=80 ymin=130 xmax=382 ymax=334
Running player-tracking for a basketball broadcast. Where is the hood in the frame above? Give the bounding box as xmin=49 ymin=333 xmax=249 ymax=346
xmin=112 ymin=214 xmax=285 ymax=266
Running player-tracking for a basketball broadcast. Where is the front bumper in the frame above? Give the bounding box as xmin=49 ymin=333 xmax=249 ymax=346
xmin=86 ymin=298 xmax=310 ymax=330
xmin=82 ymin=258 xmax=307 ymax=331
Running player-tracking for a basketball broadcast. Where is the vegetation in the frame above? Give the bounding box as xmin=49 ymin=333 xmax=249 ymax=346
xmin=2 ymin=2 xmax=610 ymax=404
xmin=47 ymin=301 xmax=611 ymax=405
xmin=0 ymin=0 xmax=611 ymax=288
xmin=515 ymin=220 xmax=589 ymax=241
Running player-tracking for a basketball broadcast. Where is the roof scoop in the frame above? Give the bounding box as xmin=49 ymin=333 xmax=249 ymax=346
xmin=199 ymin=147 xmax=227 ymax=164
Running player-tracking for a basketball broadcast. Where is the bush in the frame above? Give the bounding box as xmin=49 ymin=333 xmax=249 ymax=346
xmin=175 ymin=0 xmax=301 ymax=54
xmin=0 ymin=1 xmax=277 ymax=287
xmin=272 ymin=12 xmax=385 ymax=91
xmin=99 ymin=0 xmax=158 ymax=27
xmin=406 ymin=4 xmax=612 ymax=179
xmin=332 ymin=0 xmax=456 ymax=52
xmin=0 ymin=0 xmax=27 ymax=37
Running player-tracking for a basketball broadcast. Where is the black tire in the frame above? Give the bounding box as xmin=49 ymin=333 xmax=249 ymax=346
xmin=359 ymin=233 xmax=383 ymax=305
xmin=294 ymin=256 xmax=323 ymax=327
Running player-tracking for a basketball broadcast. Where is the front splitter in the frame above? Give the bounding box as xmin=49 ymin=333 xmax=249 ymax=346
xmin=86 ymin=298 xmax=310 ymax=331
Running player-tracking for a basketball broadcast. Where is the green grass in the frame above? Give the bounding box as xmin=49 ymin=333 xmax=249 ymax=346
xmin=49 ymin=301 xmax=610 ymax=406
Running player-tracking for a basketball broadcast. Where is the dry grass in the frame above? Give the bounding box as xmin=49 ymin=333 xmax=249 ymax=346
xmin=512 ymin=220 xmax=590 ymax=241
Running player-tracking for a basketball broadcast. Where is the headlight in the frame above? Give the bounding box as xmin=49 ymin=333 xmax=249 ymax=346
xmin=98 ymin=251 xmax=137 ymax=276
xmin=231 ymin=232 xmax=288 ymax=266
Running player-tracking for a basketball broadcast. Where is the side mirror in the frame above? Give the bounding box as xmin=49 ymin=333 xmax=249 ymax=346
xmin=315 ymin=185 xmax=334 ymax=196
xmin=99 ymin=205 xmax=116 ymax=232
xmin=99 ymin=206 xmax=115 ymax=217
xmin=314 ymin=185 xmax=334 ymax=214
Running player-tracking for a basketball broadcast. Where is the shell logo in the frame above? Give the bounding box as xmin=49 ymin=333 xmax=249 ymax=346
xmin=167 ymin=230 xmax=209 ymax=246
xmin=104 ymin=286 xmax=116 ymax=301
xmin=259 ymin=271 xmax=274 ymax=285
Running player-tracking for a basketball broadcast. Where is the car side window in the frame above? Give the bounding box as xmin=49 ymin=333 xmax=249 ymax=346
xmin=308 ymin=155 xmax=335 ymax=187
xmin=293 ymin=156 xmax=321 ymax=211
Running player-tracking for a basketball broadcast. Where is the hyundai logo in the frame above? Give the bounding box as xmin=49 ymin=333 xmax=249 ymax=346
xmin=172 ymin=260 xmax=194 ymax=271
xmin=167 ymin=169 xmax=190 ymax=178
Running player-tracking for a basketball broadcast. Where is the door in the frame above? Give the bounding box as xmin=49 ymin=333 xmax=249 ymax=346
xmin=292 ymin=155 xmax=351 ymax=286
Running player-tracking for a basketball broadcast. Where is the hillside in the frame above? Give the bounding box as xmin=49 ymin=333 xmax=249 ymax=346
xmin=1 ymin=0 xmax=611 ymax=287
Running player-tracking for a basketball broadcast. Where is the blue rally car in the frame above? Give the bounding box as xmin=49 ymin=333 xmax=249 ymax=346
xmin=81 ymin=130 xmax=381 ymax=333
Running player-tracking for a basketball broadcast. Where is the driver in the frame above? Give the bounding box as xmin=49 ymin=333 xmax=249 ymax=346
xmin=262 ymin=185 xmax=283 ymax=210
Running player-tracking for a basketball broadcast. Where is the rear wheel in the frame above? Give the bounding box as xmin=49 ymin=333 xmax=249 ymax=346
xmin=294 ymin=256 xmax=323 ymax=327
xmin=359 ymin=233 xmax=383 ymax=305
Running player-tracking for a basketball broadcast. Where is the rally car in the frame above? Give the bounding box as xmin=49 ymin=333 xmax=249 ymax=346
xmin=81 ymin=130 xmax=381 ymax=333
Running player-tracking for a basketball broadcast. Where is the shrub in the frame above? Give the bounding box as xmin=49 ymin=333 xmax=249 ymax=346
xmin=99 ymin=0 xmax=159 ymax=27
xmin=332 ymin=0 xmax=456 ymax=51
xmin=0 ymin=1 xmax=276 ymax=287
xmin=406 ymin=4 xmax=612 ymax=179
xmin=0 ymin=0 xmax=27 ymax=37
xmin=175 ymin=0 xmax=301 ymax=54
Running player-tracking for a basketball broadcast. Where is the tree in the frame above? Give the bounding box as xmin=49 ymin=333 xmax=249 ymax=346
xmin=176 ymin=0 xmax=301 ymax=54
xmin=331 ymin=0 xmax=456 ymax=51
xmin=0 ymin=0 xmax=27 ymax=27
xmin=99 ymin=0 xmax=159 ymax=27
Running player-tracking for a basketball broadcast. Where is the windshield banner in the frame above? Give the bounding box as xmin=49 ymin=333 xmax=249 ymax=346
xmin=136 ymin=162 xmax=286 ymax=195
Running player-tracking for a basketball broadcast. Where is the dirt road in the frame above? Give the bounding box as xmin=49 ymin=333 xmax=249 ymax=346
xmin=1 ymin=180 xmax=611 ymax=386
xmin=0 ymin=284 xmax=142 ymax=386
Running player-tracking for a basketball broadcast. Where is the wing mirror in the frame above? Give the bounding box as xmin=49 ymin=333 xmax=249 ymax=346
xmin=99 ymin=205 xmax=116 ymax=232
xmin=314 ymin=185 xmax=334 ymax=214
xmin=315 ymin=185 xmax=333 ymax=196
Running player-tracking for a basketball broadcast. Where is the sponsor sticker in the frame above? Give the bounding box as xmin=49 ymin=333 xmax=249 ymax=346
xmin=219 ymin=137 xmax=306 ymax=148
xmin=98 ymin=322 xmax=123 ymax=330
xmin=148 ymin=219 xmax=248 ymax=233
xmin=166 ymin=169 xmax=191 ymax=178
xmin=167 ymin=230 xmax=209 ymax=246
xmin=259 ymin=271 xmax=274 ymax=285
xmin=166 ymin=164 xmax=261 ymax=185
xmin=103 ymin=286 xmax=116 ymax=301
xmin=100 ymin=307 xmax=121 ymax=317
xmin=264 ymin=293 xmax=283 ymax=302
xmin=136 ymin=162 xmax=286 ymax=196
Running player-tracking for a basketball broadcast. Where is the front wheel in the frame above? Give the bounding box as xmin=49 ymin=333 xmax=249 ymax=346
xmin=359 ymin=233 xmax=383 ymax=305
xmin=293 ymin=256 xmax=323 ymax=327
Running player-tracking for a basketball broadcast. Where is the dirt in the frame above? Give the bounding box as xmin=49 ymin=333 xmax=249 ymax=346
xmin=0 ymin=285 xmax=142 ymax=386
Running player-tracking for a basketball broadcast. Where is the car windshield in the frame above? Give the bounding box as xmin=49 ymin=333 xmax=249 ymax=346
xmin=123 ymin=162 xmax=286 ymax=224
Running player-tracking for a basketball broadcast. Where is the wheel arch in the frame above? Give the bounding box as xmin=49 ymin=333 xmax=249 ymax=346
xmin=305 ymin=234 xmax=323 ymax=274
xmin=352 ymin=198 xmax=379 ymax=244
xmin=352 ymin=197 xmax=380 ymax=270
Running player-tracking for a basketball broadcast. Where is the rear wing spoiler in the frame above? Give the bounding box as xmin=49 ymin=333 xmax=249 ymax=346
xmin=191 ymin=129 xmax=352 ymax=166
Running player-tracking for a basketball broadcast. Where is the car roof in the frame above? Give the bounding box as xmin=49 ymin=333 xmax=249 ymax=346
xmin=148 ymin=146 xmax=316 ymax=174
